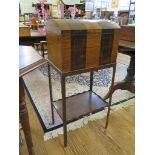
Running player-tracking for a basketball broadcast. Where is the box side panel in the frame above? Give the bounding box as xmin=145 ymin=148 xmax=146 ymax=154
xmin=99 ymin=29 xmax=114 ymax=65
xmin=70 ymin=30 xmax=87 ymax=70
xmin=111 ymin=29 xmax=119 ymax=63
xmin=46 ymin=33 xmax=62 ymax=70
xmin=61 ymin=31 xmax=71 ymax=72
xmin=86 ymin=30 xmax=101 ymax=68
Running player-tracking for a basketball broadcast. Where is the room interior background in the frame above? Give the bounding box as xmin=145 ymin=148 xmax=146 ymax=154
xmin=19 ymin=0 xmax=132 ymax=16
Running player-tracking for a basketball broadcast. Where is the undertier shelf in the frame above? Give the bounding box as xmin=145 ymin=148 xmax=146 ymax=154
xmin=53 ymin=91 xmax=108 ymax=123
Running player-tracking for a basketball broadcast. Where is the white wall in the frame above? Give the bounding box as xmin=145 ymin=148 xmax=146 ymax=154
xmin=93 ymin=0 xmax=130 ymax=10
xmin=20 ymin=0 xmax=36 ymax=14
xmin=92 ymin=0 xmax=130 ymax=16
xmin=118 ymin=0 xmax=130 ymax=10
xmin=19 ymin=0 xmax=83 ymax=14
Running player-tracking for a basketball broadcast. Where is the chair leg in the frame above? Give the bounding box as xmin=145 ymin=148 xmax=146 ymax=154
xmin=105 ymin=64 xmax=116 ymax=128
xmin=48 ymin=63 xmax=55 ymax=124
xmin=40 ymin=42 xmax=44 ymax=58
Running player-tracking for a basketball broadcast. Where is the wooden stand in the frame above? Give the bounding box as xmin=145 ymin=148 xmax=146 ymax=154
xmin=48 ymin=61 xmax=116 ymax=147
xmin=45 ymin=19 xmax=120 ymax=147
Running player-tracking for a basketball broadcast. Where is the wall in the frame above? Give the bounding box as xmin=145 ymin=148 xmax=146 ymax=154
xmin=91 ymin=0 xmax=130 ymax=17
xmin=93 ymin=0 xmax=130 ymax=10
xmin=19 ymin=0 xmax=131 ymax=15
xmin=20 ymin=0 xmax=35 ymax=14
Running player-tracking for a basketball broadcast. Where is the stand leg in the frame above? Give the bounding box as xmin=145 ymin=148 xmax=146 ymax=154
xmin=90 ymin=71 xmax=94 ymax=91
xmin=105 ymin=65 xmax=116 ymax=128
xmin=19 ymin=78 xmax=35 ymax=155
xmin=48 ymin=63 xmax=55 ymax=124
xmin=61 ymin=75 xmax=67 ymax=147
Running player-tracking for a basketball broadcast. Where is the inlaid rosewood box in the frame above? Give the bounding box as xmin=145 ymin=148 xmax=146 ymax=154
xmin=46 ymin=19 xmax=120 ymax=72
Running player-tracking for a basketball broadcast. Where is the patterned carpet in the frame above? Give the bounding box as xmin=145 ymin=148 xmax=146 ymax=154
xmin=23 ymin=63 xmax=135 ymax=140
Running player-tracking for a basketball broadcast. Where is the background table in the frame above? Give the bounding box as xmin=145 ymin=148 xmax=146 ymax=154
xmin=19 ymin=29 xmax=46 ymax=46
xmin=104 ymin=25 xmax=135 ymax=99
xmin=19 ymin=46 xmax=47 ymax=155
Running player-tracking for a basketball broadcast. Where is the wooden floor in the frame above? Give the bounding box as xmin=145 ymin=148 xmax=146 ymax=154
xmin=20 ymin=53 xmax=134 ymax=155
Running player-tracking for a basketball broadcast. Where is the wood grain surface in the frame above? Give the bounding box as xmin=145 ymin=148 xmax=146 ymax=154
xmin=19 ymin=46 xmax=47 ymax=77
xmin=46 ymin=19 xmax=120 ymax=72
xmin=20 ymin=53 xmax=134 ymax=155
xmin=20 ymin=94 xmax=134 ymax=155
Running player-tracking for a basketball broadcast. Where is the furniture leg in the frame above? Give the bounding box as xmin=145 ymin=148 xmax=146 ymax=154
xmin=105 ymin=64 xmax=116 ymax=128
xmin=125 ymin=53 xmax=135 ymax=87
xmin=61 ymin=75 xmax=67 ymax=147
xmin=19 ymin=78 xmax=35 ymax=155
xmin=90 ymin=71 xmax=94 ymax=91
xmin=104 ymin=53 xmax=135 ymax=100
xmin=48 ymin=63 xmax=55 ymax=124
xmin=41 ymin=43 xmax=44 ymax=58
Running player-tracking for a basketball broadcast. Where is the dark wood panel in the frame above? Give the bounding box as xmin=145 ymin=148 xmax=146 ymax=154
xmin=71 ymin=30 xmax=87 ymax=70
xmin=100 ymin=29 xmax=114 ymax=65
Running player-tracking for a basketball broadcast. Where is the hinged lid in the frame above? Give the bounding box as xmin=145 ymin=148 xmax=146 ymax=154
xmin=46 ymin=19 xmax=120 ymax=35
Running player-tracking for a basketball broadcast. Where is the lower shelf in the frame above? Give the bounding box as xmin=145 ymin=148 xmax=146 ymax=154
xmin=53 ymin=91 xmax=108 ymax=123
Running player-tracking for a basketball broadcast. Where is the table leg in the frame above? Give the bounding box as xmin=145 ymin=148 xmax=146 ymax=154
xmin=105 ymin=64 xmax=116 ymax=128
xmin=104 ymin=53 xmax=135 ymax=100
xmin=19 ymin=78 xmax=35 ymax=155
xmin=48 ymin=63 xmax=55 ymax=124
xmin=61 ymin=75 xmax=67 ymax=147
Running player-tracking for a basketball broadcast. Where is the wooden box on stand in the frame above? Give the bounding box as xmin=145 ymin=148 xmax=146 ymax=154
xmin=46 ymin=19 xmax=120 ymax=72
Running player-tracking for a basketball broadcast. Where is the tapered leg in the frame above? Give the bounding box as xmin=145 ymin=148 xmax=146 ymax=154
xmin=48 ymin=63 xmax=55 ymax=124
xmin=19 ymin=78 xmax=35 ymax=155
xmin=90 ymin=71 xmax=94 ymax=91
xmin=105 ymin=65 xmax=116 ymax=128
xmin=61 ymin=75 xmax=67 ymax=147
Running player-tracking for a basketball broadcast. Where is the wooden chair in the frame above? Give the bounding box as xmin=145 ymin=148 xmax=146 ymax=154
xmin=119 ymin=16 xmax=128 ymax=25
xmin=19 ymin=15 xmax=24 ymax=22
xmin=101 ymin=11 xmax=114 ymax=19
xmin=40 ymin=41 xmax=48 ymax=58
xmin=30 ymin=18 xmax=38 ymax=30
xmin=19 ymin=25 xmax=30 ymax=37
xmin=33 ymin=43 xmax=41 ymax=51
xmin=33 ymin=41 xmax=48 ymax=58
